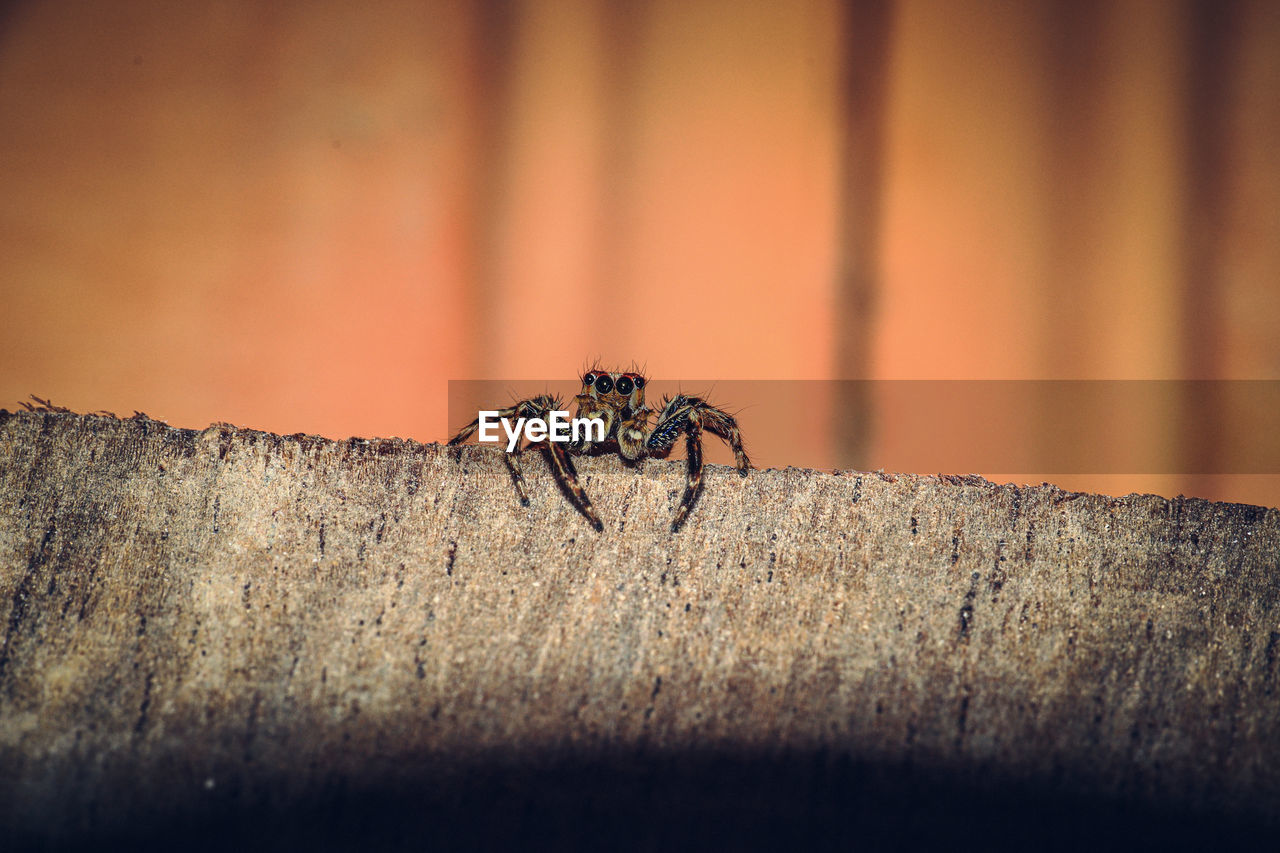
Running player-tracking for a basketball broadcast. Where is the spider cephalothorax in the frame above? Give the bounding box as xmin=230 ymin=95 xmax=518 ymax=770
xmin=448 ymin=368 xmax=751 ymax=532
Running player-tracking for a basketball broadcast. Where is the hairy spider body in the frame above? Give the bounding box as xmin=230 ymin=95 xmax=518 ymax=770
xmin=448 ymin=369 xmax=751 ymax=532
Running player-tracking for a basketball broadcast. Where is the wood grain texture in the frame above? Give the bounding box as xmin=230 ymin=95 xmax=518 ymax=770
xmin=1 ymin=409 xmax=1277 ymax=849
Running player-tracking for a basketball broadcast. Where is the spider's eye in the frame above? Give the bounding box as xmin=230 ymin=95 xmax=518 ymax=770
xmin=615 ymin=376 xmax=633 ymax=395
xmin=596 ymin=375 xmax=614 ymax=394
xmin=583 ymin=373 xmax=596 ymax=386
xmin=634 ymin=376 xmax=645 ymax=389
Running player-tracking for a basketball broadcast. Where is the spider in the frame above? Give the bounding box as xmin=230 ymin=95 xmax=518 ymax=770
xmin=448 ymin=369 xmax=751 ymax=532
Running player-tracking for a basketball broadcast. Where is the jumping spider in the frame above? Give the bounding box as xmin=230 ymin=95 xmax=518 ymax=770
xmin=448 ymin=369 xmax=751 ymax=532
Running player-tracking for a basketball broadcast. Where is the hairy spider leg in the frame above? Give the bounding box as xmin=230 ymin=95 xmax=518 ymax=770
xmin=544 ymin=439 xmax=604 ymax=531
xmin=648 ymin=394 xmax=753 ymax=531
xmin=446 ymin=394 xmax=559 ymax=446
xmin=448 ymin=394 xmax=604 ymax=526
xmin=647 ymin=395 xmax=751 ymax=473
xmin=695 ymin=403 xmax=752 ymax=474
xmin=670 ymin=414 xmax=704 ymax=532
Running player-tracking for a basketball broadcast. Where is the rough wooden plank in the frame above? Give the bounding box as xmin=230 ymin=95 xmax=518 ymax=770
xmin=1 ymin=409 xmax=1277 ymax=848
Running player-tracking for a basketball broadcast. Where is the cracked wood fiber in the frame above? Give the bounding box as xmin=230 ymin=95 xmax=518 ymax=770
xmin=1 ymin=409 xmax=1278 ymax=847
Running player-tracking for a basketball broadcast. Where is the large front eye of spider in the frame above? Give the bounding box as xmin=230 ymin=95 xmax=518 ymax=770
xmin=615 ymin=376 xmax=634 ymax=395
xmin=595 ymin=375 xmax=614 ymax=394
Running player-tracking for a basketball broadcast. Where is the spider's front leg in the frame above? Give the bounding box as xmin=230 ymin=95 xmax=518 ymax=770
xmin=543 ymin=439 xmax=603 ymax=531
xmin=448 ymin=395 xmax=603 ymax=531
xmin=647 ymin=394 xmax=752 ymax=532
xmin=448 ymin=395 xmax=555 ymax=507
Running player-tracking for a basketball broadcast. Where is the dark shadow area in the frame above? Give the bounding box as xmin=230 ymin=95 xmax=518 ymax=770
xmin=10 ymin=749 xmax=1273 ymax=853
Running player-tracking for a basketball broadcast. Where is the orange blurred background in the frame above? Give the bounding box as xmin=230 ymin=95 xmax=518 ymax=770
xmin=1 ymin=1 xmax=1277 ymax=506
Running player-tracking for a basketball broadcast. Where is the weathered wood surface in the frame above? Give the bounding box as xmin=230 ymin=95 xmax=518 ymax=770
xmin=1 ymin=409 xmax=1277 ymax=848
